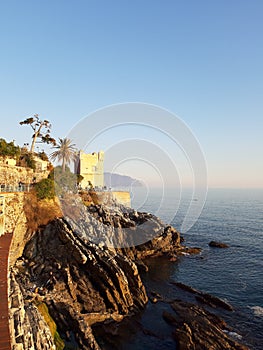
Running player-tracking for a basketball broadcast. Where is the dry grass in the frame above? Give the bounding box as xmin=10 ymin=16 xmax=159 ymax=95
xmin=79 ymin=190 xmax=100 ymax=206
xmin=23 ymin=190 xmax=62 ymax=232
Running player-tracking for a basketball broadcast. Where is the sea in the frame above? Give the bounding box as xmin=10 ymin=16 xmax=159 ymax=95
xmin=110 ymin=188 xmax=263 ymax=350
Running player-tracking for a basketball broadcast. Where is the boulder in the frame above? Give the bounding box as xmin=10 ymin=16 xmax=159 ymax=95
xmin=209 ymin=241 xmax=229 ymax=248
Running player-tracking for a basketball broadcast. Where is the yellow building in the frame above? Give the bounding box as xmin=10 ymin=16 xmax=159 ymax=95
xmin=75 ymin=151 xmax=104 ymax=189
xmin=0 ymin=157 xmax=16 ymax=166
xmin=33 ymin=157 xmax=49 ymax=172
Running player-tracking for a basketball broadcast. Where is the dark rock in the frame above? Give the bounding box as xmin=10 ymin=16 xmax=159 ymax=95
xmin=169 ymin=255 xmax=177 ymax=261
xmin=171 ymin=281 xmax=233 ymax=311
xmin=171 ymin=281 xmax=199 ymax=294
xmin=170 ymin=300 xmax=248 ymax=350
xmin=197 ymin=292 xmax=233 ymax=311
xmin=162 ymin=310 xmax=178 ymax=324
xmin=209 ymin=241 xmax=229 ymax=248
xmin=195 ymin=294 xmax=215 ymax=308
xmin=136 ymin=260 xmax=149 ymax=273
xmin=142 ymin=327 xmax=161 ymax=338
xmin=180 ymin=247 xmax=202 ymax=255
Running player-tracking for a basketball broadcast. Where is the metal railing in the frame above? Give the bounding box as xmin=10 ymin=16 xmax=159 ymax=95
xmin=0 ymin=184 xmax=33 ymax=193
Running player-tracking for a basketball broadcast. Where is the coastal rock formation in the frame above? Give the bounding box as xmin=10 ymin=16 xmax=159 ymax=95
xmin=8 ymin=196 xmax=248 ymax=349
xmin=163 ymin=300 xmax=248 ymax=350
xmin=172 ymin=281 xmax=233 ymax=311
xmin=11 ymin=217 xmax=148 ymax=349
xmin=61 ymin=195 xmax=182 ymax=260
xmin=88 ymin=203 xmax=181 ymax=258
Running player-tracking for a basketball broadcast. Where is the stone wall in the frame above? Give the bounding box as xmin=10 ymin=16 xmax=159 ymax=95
xmin=8 ymin=270 xmax=56 ymax=350
xmin=2 ymin=193 xmax=28 ymax=265
xmin=112 ymin=191 xmax=131 ymax=207
xmin=3 ymin=193 xmax=25 ymax=233
xmin=0 ymin=164 xmax=49 ymax=188
xmin=0 ymin=165 xmax=34 ymax=187
xmin=1 ymin=192 xmax=33 ymax=265
xmin=86 ymin=190 xmax=131 ymax=207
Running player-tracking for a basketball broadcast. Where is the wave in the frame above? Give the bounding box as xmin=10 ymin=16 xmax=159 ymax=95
xmin=223 ymin=330 xmax=242 ymax=340
xmin=250 ymin=306 xmax=263 ymax=317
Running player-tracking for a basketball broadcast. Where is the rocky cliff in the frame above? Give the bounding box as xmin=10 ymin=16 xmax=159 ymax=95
xmin=11 ymin=217 xmax=148 ymax=348
xmin=8 ymin=196 xmax=249 ymax=349
xmin=61 ymin=195 xmax=182 ymax=259
xmin=9 ymin=195 xmax=182 ymax=349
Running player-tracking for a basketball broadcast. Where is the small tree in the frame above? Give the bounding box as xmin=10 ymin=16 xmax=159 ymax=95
xmin=35 ymin=178 xmax=55 ymax=200
xmin=21 ymin=152 xmax=36 ymax=170
xmin=19 ymin=114 xmax=56 ymax=153
xmin=38 ymin=151 xmax=49 ymax=161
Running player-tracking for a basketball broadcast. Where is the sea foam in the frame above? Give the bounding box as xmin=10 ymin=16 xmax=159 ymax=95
xmin=223 ymin=330 xmax=242 ymax=340
xmin=250 ymin=306 xmax=263 ymax=317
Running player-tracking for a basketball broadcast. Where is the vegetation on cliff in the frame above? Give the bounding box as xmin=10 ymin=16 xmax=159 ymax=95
xmin=34 ymin=165 xmax=81 ymax=200
xmin=23 ymin=191 xmax=62 ymax=232
xmin=35 ymin=178 xmax=56 ymax=200
xmin=36 ymin=302 xmax=65 ymax=350
xmin=19 ymin=151 xmax=36 ymax=170
xmin=0 ymin=138 xmax=20 ymax=158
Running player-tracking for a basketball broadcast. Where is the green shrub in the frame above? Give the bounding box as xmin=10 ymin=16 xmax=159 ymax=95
xmin=35 ymin=178 xmax=55 ymax=200
xmin=0 ymin=138 xmax=20 ymax=158
xmin=38 ymin=151 xmax=49 ymax=161
xmin=22 ymin=152 xmax=36 ymax=170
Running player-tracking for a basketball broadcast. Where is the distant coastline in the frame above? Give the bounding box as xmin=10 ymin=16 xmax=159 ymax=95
xmin=104 ymin=172 xmax=143 ymax=189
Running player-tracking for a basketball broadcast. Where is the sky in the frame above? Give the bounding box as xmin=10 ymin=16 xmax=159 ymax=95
xmin=0 ymin=0 xmax=262 ymax=189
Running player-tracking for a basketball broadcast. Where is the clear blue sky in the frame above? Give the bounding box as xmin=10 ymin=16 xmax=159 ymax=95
xmin=0 ymin=0 xmax=262 ymax=188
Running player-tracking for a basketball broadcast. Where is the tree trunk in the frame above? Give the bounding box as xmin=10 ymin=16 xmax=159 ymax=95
xmin=62 ymin=158 xmax=66 ymax=172
xmin=30 ymin=123 xmax=43 ymax=153
xmin=30 ymin=134 xmax=38 ymax=153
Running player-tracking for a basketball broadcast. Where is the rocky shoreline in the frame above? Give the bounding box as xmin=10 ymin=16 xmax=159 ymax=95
xmin=8 ymin=198 xmax=249 ymax=349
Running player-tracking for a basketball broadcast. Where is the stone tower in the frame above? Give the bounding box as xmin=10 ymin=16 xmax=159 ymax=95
xmin=75 ymin=151 xmax=104 ymax=189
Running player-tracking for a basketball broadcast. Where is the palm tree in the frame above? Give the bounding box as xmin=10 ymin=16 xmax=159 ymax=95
xmin=50 ymin=138 xmax=77 ymax=172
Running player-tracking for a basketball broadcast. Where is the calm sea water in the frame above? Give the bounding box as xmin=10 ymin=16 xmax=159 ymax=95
xmin=117 ymin=188 xmax=263 ymax=350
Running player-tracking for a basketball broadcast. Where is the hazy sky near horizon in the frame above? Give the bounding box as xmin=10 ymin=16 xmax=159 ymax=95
xmin=0 ymin=0 xmax=262 ymax=188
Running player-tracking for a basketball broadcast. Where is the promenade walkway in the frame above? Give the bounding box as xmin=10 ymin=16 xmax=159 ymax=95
xmin=0 ymin=233 xmax=12 ymax=350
